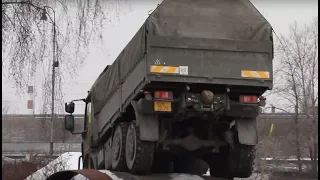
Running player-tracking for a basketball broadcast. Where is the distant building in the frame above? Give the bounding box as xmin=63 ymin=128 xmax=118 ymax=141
xmin=2 ymin=114 xmax=83 ymax=143
xmin=2 ymin=113 xmax=318 ymax=158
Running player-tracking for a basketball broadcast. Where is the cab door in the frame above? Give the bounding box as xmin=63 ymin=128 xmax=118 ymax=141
xmin=82 ymin=101 xmax=94 ymax=168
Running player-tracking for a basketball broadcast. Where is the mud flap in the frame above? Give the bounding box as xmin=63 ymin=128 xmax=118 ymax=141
xmin=236 ymin=118 xmax=258 ymax=145
xmin=132 ymin=101 xmax=159 ymax=141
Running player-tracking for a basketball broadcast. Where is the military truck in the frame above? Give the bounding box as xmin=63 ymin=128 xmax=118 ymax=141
xmin=63 ymin=0 xmax=273 ymax=179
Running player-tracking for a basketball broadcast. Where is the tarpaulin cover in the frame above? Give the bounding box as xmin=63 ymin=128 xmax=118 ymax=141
xmin=146 ymin=0 xmax=272 ymax=41
xmin=91 ymin=25 xmax=146 ymax=113
xmin=91 ymin=0 xmax=272 ymax=114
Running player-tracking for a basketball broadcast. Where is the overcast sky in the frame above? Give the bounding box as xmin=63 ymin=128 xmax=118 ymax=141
xmin=2 ymin=0 xmax=318 ymax=114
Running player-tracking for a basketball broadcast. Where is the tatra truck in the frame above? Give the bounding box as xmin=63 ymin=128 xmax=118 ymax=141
xmin=62 ymin=0 xmax=273 ymax=179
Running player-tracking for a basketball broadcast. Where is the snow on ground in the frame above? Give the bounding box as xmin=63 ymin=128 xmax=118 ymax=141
xmin=235 ymin=173 xmax=269 ymax=180
xmin=72 ymin=170 xmax=124 ymax=180
xmin=170 ymin=174 xmax=205 ymax=180
xmin=203 ymin=171 xmax=269 ymax=180
xmin=72 ymin=170 xmax=269 ymax=180
xmin=25 ymin=152 xmax=82 ymax=180
xmin=26 ymin=152 xmax=269 ymax=180
xmin=2 ymin=156 xmax=20 ymax=165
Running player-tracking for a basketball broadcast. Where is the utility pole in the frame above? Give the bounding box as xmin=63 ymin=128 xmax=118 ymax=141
xmin=50 ymin=13 xmax=56 ymax=160
xmin=41 ymin=6 xmax=58 ymax=159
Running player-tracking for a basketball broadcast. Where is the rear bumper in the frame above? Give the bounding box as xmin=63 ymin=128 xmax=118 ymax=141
xmin=135 ymin=96 xmax=260 ymax=118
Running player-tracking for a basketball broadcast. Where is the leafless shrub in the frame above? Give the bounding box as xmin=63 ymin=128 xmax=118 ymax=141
xmin=25 ymin=145 xmax=79 ymax=179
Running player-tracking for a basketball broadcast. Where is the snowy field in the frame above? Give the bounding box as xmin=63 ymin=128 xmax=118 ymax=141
xmin=26 ymin=152 xmax=269 ymax=180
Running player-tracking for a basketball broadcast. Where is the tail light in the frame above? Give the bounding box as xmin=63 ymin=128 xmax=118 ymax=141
xmin=154 ymin=91 xmax=173 ymax=100
xmin=239 ymin=95 xmax=258 ymax=104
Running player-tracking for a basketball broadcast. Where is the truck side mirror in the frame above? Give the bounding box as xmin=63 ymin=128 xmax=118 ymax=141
xmin=65 ymin=115 xmax=75 ymax=132
xmin=65 ymin=102 xmax=75 ymax=114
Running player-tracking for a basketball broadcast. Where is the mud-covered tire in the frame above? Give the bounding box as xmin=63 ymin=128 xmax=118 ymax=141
xmin=111 ymin=122 xmax=129 ymax=171
xmin=228 ymin=144 xmax=255 ymax=178
xmin=125 ymin=121 xmax=155 ymax=174
xmin=208 ymin=144 xmax=255 ymax=179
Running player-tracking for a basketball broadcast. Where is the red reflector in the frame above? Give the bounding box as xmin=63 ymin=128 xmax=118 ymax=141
xmin=144 ymin=91 xmax=151 ymax=94
xmin=154 ymin=91 xmax=173 ymax=99
xmin=239 ymin=95 xmax=258 ymax=103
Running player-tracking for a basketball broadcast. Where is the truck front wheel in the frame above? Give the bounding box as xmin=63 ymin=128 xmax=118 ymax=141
xmin=125 ymin=121 xmax=155 ymax=174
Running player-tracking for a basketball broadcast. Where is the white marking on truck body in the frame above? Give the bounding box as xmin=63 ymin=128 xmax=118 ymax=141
xmin=179 ymin=66 xmax=189 ymax=75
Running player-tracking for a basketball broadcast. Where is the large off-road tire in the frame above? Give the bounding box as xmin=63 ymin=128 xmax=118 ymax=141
xmin=125 ymin=121 xmax=155 ymax=174
xmin=228 ymin=144 xmax=255 ymax=178
xmin=174 ymin=156 xmax=209 ymax=175
xmin=207 ymin=142 xmax=255 ymax=179
xmin=111 ymin=122 xmax=129 ymax=171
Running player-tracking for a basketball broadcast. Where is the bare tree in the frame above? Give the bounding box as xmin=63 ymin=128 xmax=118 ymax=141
xmin=2 ymin=0 xmax=128 ymax=120
xmin=272 ymin=17 xmax=318 ymax=172
xmin=2 ymin=0 xmax=129 ymax=157
xmin=2 ymin=0 xmax=126 ymax=91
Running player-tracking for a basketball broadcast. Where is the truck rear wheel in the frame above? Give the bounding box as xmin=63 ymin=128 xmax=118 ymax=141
xmin=111 ymin=122 xmax=129 ymax=171
xmin=208 ymin=139 xmax=255 ymax=179
xmin=125 ymin=121 xmax=155 ymax=174
xmin=228 ymin=144 xmax=255 ymax=178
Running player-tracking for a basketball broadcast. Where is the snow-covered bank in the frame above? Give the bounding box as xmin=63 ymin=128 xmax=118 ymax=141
xmin=25 ymin=152 xmax=82 ymax=180
xmin=26 ymin=152 xmax=269 ymax=180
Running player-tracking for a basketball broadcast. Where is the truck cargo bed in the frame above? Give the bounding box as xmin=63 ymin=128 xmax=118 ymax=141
xmin=90 ymin=0 xmax=273 ymax=142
